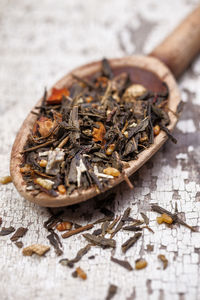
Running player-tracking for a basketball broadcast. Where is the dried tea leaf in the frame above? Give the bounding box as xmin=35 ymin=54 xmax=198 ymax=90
xmin=111 ymin=207 xmax=131 ymax=238
xmin=10 ymin=227 xmax=28 ymax=242
xmin=83 ymin=233 xmax=116 ymax=248
xmin=23 ymin=244 xmax=50 ymax=256
xmin=92 ymin=228 xmax=102 ymax=236
xmin=47 ymin=231 xmax=63 ymax=256
xmin=158 ymin=254 xmax=168 ymax=269
xmin=146 ymin=244 xmax=154 ymax=252
xmin=105 ymin=284 xmax=118 ymax=300
xmin=15 ymin=241 xmax=23 ymax=248
xmin=111 ymin=256 xmax=133 ymax=271
xmin=0 ymin=226 xmax=15 ymax=236
xmin=92 ymin=122 xmax=106 ymax=143
xmin=123 ymin=225 xmax=142 ymax=232
xmin=121 ymin=233 xmax=142 ymax=253
xmin=60 ymin=244 xmax=91 ymax=268
xmin=0 ymin=217 xmax=2 ymax=226
xmin=140 ymin=212 xmax=149 ymax=225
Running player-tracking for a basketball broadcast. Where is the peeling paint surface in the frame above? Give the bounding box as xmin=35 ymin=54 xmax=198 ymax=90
xmin=0 ymin=0 xmax=200 ymax=300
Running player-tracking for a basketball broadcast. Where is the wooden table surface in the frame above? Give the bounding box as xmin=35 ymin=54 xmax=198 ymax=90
xmin=0 ymin=1 xmax=200 ymax=299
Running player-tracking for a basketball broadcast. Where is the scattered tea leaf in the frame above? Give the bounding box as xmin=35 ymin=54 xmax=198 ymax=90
xmin=111 ymin=256 xmax=133 ymax=271
xmin=123 ymin=225 xmax=142 ymax=232
xmin=105 ymin=284 xmax=118 ymax=300
xmin=121 ymin=233 xmax=142 ymax=253
xmin=83 ymin=233 xmax=116 ymax=248
xmin=15 ymin=241 xmax=23 ymax=248
xmin=0 ymin=226 xmax=15 ymax=236
xmin=111 ymin=207 xmax=131 ymax=238
xmin=10 ymin=227 xmax=28 ymax=242
xmin=60 ymin=244 xmax=91 ymax=268
xmin=140 ymin=212 xmax=149 ymax=225
xmin=47 ymin=230 xmax=63 ymax=256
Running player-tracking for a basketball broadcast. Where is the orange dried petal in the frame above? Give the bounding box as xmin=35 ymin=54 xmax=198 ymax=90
xmin=92 ymin=122 xmax=106 ymax=143
xmin=37 ymin=116 xmax=54 ymax=137
xmin=56 ymin=221 xmax=72 ymax=231
xmin=76 ymin=267 xmax=87 ymax=280
xmin=47 ymin=87 xmax=69 ymax=104
xmin=58 ymin=184 xmax=66 ymax=195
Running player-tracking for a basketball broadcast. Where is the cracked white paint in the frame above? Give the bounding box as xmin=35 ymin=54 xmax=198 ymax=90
xmin=177 ymin=119 xmax=196 ymax=133
xmin=0 ymin=0 xmax=200 ymax=300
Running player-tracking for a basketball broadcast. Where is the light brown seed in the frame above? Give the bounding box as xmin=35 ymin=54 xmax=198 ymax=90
xmin=106 ymin=144 xmax=115 ymax=156
xmin=39 ymin=159 xmax=47 ymax=167
xmin=135 ymin=259 xmax=148 ymax=270
xmin=76 ymin=267 xmax=87 ymax=280
xmin=58 ymin=185 xmax=66 ymax=195
xmin=157 ymin=213 xmax=173 ymax=225
xmin=0 ymin=176 xmax=12 ymax=184
xmin=35 ymin=177 xmax=54 ymax=190
xmin=153 ymin=125 xmax=160 ymax=136
xmin=103 ymin=167 xmax=120 ymax=177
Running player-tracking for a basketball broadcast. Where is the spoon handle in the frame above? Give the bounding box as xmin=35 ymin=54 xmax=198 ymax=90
xmin=150 ymin=6 xmax=200 ymax=78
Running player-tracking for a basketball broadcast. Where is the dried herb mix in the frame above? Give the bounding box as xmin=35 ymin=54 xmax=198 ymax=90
xmin=21 ymin=58 xmax=174 ymax=197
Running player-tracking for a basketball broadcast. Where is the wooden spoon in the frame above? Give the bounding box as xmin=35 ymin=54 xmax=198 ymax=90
xmin=10 ymin=7 xmax=200 ymax=207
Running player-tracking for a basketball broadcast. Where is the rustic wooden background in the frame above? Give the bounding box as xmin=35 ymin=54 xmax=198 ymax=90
xmin=0 ymin=0 xmax=200 ymax=299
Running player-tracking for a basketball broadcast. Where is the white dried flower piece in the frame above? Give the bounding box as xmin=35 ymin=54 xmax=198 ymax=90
xmin=94 ymin=165 xmax=113 ymax=179
xmin=46 ymin=148 xmax=65 ymax=175
xmin=38 ymin=151 xmax=49 ymax=157
xmin=123 ymin=84 xmax=147 ymax=102
xmin=76 ymin=159 xmax=87 ymax=187
xmin=0 ymin=176 xmax=12 ymax=184
xmin=35 ymin=178 xmax=54 ymax=190
xmin=23 ymin=244 xmax=50 ymax=256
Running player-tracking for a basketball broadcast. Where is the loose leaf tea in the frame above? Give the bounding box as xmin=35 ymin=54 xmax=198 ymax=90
xmin=111 ymin=256 xmax=133 ymax=271
xmin=21 ymin=58 xmax=173 ymax=197
xmin=59 ymin=244 xmax=91 ymax=268
xmin=105 ymin=284 xmax=118 ymax=300
xmin=151 ymin=204 xmax=195 ymax=231
xmin=10 ymin=227 xmax=28 ymax=242
xmin=83 ymin=233 xmax=116 ymax=248
xmin=0 ymin=226 xmax=15 ymax=236
xmin=121 ymin=232 xmax=142 ymax=253
xmin=47 ymin=230 xmax=63 ymax=256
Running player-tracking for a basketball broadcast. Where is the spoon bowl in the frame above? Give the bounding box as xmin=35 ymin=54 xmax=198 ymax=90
xmin=10 ymin=55 xmax=180 ymax=207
